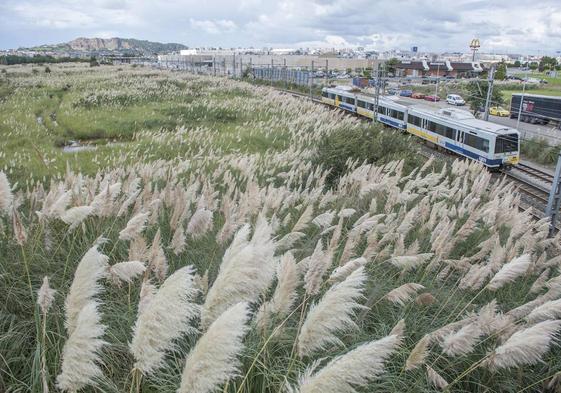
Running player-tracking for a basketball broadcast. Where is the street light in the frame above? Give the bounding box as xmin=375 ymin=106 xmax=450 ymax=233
xmin=516 ymin=69 xmax=529 ymax=135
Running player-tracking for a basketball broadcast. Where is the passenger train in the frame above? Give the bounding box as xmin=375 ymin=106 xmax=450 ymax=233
xmin=321 ymin=86 xmax=520 ymax=168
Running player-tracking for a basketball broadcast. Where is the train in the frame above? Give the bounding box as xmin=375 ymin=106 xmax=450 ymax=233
xmin=510 ymin=93 xmax=561 ymax=128
xmin=321 ymin=86 xmax=520 ymax=168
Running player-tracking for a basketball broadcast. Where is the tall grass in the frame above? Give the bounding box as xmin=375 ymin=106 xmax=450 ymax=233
xmin=0 ymin=64 xmax=560 ymax=393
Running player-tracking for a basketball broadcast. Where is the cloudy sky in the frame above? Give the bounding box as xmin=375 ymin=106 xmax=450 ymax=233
xmin=1 ymin=0 xmax=560 ymax=54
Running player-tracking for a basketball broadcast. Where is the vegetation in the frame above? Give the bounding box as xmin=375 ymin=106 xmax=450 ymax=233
xmin=464 ymin=80 xmax=505 ymax=114
xmin=1 ymin=64 xmax=561 ymax=393
xmin=0 ymin=55 xmax=89 ymax=65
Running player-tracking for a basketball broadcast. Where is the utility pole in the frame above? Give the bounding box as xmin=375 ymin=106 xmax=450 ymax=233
xmin=516 ymin=69 xmax=529 ymax=132
xmin=270 ymin=59 xmax=274 ymax=86
xmin=325 ymin=59 xmax=328 ymax=86
xmin=310 ymin=61 xmax=314 ymax=100
xmin=435 ymin=63 xmax=440 ymax=98
xmin=483 ymin=66 xmax=495 ymax=121
xmin=284 ymin=58 xmax=287 ymax=89
xmin=546 ymin=150 xmax=561 ymax=235
xmin=374 ymin=63 xmax=381 ymax=121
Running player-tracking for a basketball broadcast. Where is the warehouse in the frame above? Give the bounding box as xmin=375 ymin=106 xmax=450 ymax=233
xmin=395 ymin=60 xmax=485 ymax=78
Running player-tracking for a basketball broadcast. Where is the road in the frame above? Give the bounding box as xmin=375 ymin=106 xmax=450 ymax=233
xmin=395 ymin=96 xmax=561 ymax=145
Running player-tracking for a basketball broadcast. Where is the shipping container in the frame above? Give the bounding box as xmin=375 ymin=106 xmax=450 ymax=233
xmin=510 ymin=93 xmax=561 ymax=127
xmin=352 ymin=77 xmax=369 ymax=88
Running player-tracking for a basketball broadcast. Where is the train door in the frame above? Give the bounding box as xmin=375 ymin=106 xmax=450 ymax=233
xmin=456 ymin=130 xmax=464 ymax=145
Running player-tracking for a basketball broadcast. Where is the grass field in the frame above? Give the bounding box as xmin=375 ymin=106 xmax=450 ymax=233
xmin=500 ymin=71 xmax=561 ymax=105
xmin=1 ymin=63 xmax=561 ymax=393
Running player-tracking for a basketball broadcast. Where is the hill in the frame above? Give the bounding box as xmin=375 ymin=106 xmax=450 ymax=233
xmin=25 ymin=37 xmax=187 ymax=55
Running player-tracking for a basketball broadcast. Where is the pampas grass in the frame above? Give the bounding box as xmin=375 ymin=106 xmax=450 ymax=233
xmin=487 ymin=254 xmax=531 ymax=291
xmin=405 ymin=334 xmax=430 ymax=371
xmin=61 ymin=206 xmax=94 ymax=230
xmin=426 ymin=365 xmax=448 ymax=390
xmin=385 ymin=283 xmax=425 ymax=306
xmin=130 ymin=266 xmax=200 ymax=374
xmin=118 ymin=211 xmax=149 ymax=241
xmin=108 ymin=261 xmax=146 ymax=285
xmin=297 ymin=267 xmax=366 ymax=358
xmin=178 ymin=302 xmax=250 ymax=393
xmin=483 ymin=319 xmax=561 ymax=370
xmin=56 ymin=301 xmax=106 ymax=392
xmin=441 ymin=322 xmax=482 ymax=357
xmin=201 ymin=216 xmax=275 ymax=328
xmin=526 ymin=299 xmax=561 ymax=323
xmin=289 ymin=334 xmax=400 ymax=393
xmin=64 ymin=244 xmax=109 ymax=335
xmin=256 ymin=252 xmax=300 ymax=331
xmin=0 ymin=171 xmax=13 ymax=214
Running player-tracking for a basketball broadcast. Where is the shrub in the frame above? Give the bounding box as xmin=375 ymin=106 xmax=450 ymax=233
xmin=313 ymin=123 xmax=420 ymax=187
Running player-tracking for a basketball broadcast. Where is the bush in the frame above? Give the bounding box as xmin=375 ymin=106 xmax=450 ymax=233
xmin=44 ymin=66 xmax=51 ymax=73
xmin=313 ymin=123 xmax=421 ymax=187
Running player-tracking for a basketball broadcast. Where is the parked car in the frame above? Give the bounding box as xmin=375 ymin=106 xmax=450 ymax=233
xmin=446 ymin=94 xmax=465 ymax=106
xmin=424 ymin=95 xmax=440 ymax=102
xmin=411 ymin=92 xmax=425 ymax=99
xmin=399 ymin=89 xmax=413 ymax=97
xmin=386 ymin=88 xmax=400 ymax=95
xmin=489 ymin=106 xmax=510 ymax=117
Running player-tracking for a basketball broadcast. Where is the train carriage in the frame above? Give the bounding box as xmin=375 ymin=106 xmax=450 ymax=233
xmin=321 ymin=86 xmax=520 ymax=168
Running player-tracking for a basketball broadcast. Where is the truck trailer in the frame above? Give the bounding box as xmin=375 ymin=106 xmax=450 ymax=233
xmin=510 ymin=93 xmax=561 ymax=128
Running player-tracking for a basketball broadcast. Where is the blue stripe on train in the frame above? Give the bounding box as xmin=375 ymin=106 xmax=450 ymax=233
xmin=378 ymin=116 xmax=406 ymax=129
xmin=338 ymin=102 xmax=356 ymax=112
xmin=444 ymin=142 xmax=503 ymax=167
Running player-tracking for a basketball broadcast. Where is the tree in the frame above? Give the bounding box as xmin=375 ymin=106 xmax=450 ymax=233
xmin=539 ymin=56 xmax=557 ymax=72
xmin=44 ymin=66 xmax=51 ymax=73
xmin=494 ymin=61 xmax=507 ymax=80
xmin=89 ymin=56 xmax=100 ymax=67
xmin=386 ymin=58 xmax=400 ymax=75
xmin=464 ymin=81 xmax=505 ymax=115
xmin=514 ymin=60 xmax=521 ymax=67
xmin=529 ymin=63 xmax=538 ymax=70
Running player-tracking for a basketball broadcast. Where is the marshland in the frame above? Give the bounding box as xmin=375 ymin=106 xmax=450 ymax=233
xmin=1 ymin=63 xmax=561 ymax=392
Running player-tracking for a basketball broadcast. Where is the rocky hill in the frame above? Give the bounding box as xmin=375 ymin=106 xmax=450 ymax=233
xmin=26 ymin=37 xmax=187 ymax=54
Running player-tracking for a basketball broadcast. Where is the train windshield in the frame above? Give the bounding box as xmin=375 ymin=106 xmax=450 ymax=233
xmin=495 ymin=133 xmax=519 ymax=154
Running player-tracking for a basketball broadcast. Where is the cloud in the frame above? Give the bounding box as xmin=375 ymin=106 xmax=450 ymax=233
xmin=0 ymin=0 xmax=559 ymax=54
xmin=189 ymin=19 xmax=237 ymax=35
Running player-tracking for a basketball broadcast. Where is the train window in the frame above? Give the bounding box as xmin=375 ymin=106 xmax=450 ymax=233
xmin=322 ymin=90 xmax=328 ymax=98
xmin=388 ymin=109 xmax=404 ymax=120
xmin=495 ymin=134 xmax=519 ymax=153
xmin=408 ymin=115 xmax=422 ymax=127
xmin=378 ymin=106 xmax=387 ymax=115
xmin=367 ymin=103 xmax=374 ymax=111
xmin=464 ymin=133 xmax=489 ymax=153
xmin=329 ymin=93 xmax=336 ymax=99
xmin=357 ymin=100 xmax=366 ymax=108
xmin=344 ymin=96 xmax=355 ymax=104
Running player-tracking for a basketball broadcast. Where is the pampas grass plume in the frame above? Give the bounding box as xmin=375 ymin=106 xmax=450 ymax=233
xmin=178 ymin=302 xmax=250 ymax=393
xmin=61 ymin=206 xmax=94 ymax=230
xmin=405 ymin=334 xmax=430 ymax=370
xmin=291 ymin=334 xmax=400 ymax=393
xmin=118 ymin=211 xmax=149 ymax=241
xmin=297 ymin=267 xmax=366 ymax=358
xmin=56 ymin=301 xmax=106 ymax=392
xmin=130 ymin=266 xmax=200 ymax=374
xmin=487 ymin=254 xmax=531 ymax=291
xmin=385 ymin=283 xmax=425 ymax=306
xmin=426 ymin=365 xmax=448 ymax=390
xmin=37 ymin=276 xmax=56 ymax=314
xmin=483 ymin=319 xmax=561 ymax=370
xmin=0 ymin=171 xmax=13 ymax=214
xmin=108 ymin=261 xmax=146 ymax=285
xmin=64 ymin=244 xmax=109 ymax=335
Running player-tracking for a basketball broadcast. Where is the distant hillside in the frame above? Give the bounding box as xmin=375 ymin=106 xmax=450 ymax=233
xmin=25 ymin=37 xmax=187 ymax=54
